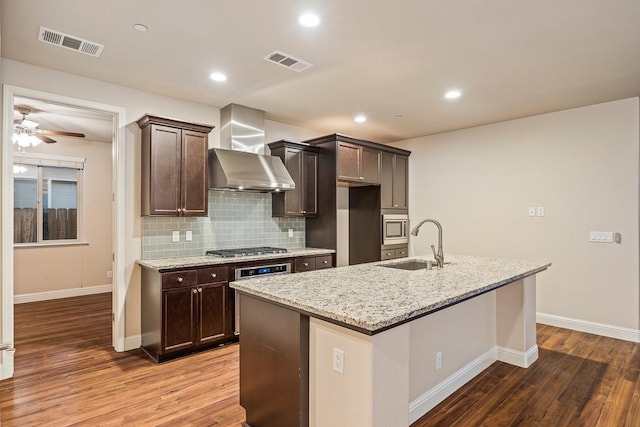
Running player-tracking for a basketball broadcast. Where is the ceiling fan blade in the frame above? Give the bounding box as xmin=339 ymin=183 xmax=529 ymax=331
xmin=37 ymin=129 xmax=86 ymax=138
xmin=34 ymin=134 xmax=57 ymax=144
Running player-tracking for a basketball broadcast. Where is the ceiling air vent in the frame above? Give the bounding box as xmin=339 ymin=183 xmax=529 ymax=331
xmin=264 ymin=51 xmax=313 ymax=72
xmin=38 ymin=27 xmax=104 ymax=58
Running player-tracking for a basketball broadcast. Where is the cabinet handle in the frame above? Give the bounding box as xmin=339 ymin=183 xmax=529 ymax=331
xmin=303 ymin=262 xmax=309 ymax=267
xmin=300 ymin=210 xmax=306 ymax=214
xmin=177 ymin=277 xmax=183 ymax=283
xmin=386 ymin=252 xmax=392 ymax=256
xmin=211 ymin=273 xmax=217 ymax=279
xmin=322 ymin=260 xmax=328 ymax=264
xmin=359 ymin=177 xmax=364 ymax=180
xmin=198 ymin=288 xmax=203 ymax=293
xmin=393 ymin=204 xmax=399 ymax=207
xmin=192 ymin=289 xmax=197 ymax=294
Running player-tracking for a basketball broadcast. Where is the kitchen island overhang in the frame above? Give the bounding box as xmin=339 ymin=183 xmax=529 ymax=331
xmin=232 ymin=255 xmax=551 ymax=426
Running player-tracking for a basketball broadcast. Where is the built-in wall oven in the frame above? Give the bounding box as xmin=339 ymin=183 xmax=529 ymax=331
xmin=232 ymin=261 xmax=292 ymax=334
xmin=382 ymin=214 xmax=409 ymax=245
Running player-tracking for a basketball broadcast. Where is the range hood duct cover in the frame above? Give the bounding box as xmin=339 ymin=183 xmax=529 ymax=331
xmin=208 ymin=104 xmax=295 ymax=192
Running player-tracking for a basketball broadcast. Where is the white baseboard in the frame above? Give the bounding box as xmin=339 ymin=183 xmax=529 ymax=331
xmin=409 ymin=347 xmax=497 ymax=424
xmin=537 ymin=312 xmax=640 ymax=343
xmin=497 ymin=345 xmax=538 ymax=368
xmin=14 ymin=284 xmax=112 ymax=304
xmin=124 ymin=334 xmax=141 ymax=351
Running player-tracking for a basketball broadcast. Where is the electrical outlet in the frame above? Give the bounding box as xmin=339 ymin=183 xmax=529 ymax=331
xmin=537 ymin=207 xmax=545 ymax=217
xmin=186 ymin=230 xmax=193 ymax=241
xmin=333 ymin=347 xmax=344 ymax=374
xmin=436 ymin=351 xmax=442 ymax=370
xmin=106 ymin=270 xmax=113 ymax=279
xmin=172 ymin=231 xmax=180 ymax=242
xmin=288 ymin=228 xmax=294 ymax=238
xmin=528 ymin=207 xmax=536 ymax=217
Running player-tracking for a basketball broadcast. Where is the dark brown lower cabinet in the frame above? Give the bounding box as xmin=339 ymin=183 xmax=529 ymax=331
xmin=141 ymin=265 xmax=235 ymax=362
xmin=239 ymin=293 xmax=309 ymax=427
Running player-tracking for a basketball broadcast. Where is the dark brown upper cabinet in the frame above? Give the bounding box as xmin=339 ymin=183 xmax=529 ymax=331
xmin=381 ymin=152 xmax=408 ymax=210
xmin=138 ymin=115 xmax=214 ymax=216
xmin=269 ymin=140 xmax=319 ymax=217
xmin=336 ymin=141 xmax=380 ymax=184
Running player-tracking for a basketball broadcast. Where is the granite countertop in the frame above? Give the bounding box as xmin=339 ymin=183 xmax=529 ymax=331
xmin=231 ymin=254 xmax=551 ymax=335
xmin=137 ymin=248 xmax=335 ymax=271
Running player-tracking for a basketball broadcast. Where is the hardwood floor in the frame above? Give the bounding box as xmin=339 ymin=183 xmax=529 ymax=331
xmin=412 ymin=324 xmax=640 ymax=427
xmin=0 ymin=293 xmax=245 ymax=426
xmin=2 ymin=294 xmax=639 ymax=426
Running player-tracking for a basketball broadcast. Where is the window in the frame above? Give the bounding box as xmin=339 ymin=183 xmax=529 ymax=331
xmin=13 ymin=154 xmax=85 ymax=245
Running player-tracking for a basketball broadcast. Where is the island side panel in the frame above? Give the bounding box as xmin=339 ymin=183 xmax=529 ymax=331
xmin=239 ymin=293 xmax=309 ymax=427
xmin=496 ymin=276 xmax=538 ymax=367
xmin=309 ymin=318 xmax=410 ymax=427
xmin=407 ymin=292 xmax=497 ymax=421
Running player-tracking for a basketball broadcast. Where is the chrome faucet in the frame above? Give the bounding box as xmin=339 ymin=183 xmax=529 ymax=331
xmin=410 ymin=219 xmax=444 ymax=268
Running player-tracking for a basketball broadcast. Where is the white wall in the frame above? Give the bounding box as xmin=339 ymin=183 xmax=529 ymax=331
xmin=13 ymin=137 xmax=112 ymax=296
xmin=394 ymin=98 xmax=640 ymax=333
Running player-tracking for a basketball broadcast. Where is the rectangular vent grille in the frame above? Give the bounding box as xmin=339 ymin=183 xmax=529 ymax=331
xmin=38 ymin=27 xmax=104 ymax=58
xmin=264 ymin=51 xmax=313 ymax=72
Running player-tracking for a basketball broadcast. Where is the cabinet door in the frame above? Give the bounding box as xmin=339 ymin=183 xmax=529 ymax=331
xmin=360 ymin=147 xmax=381 ymax=184
xmin=380 ymin=152 xmax=394 ymax=208
xmin=337 ymin=142 xmax=361 ymax=181
xmin=393 ymin=155 xmax=408 ymax=209
xmin=198 ymin=283 xmax=230 ymax=345
xmin=163 ymin=287 xmax=197 ymax=354
xmin=284 ymin=148 xmax=303 ymax=216
xmin=181 ymin=130 xmax=209 ymax=216
xmin=301 ymin=151 xmax=318 ymax=215
xmin=149 ymin=124 xmax=181 ymax=215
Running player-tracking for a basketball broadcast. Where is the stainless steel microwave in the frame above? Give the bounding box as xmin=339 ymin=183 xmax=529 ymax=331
xmin=382 ymin=214 xmax=409 ymax=245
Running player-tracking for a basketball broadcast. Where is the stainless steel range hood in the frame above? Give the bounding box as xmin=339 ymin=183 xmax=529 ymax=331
xmin=208 ymin=104 xmax=295 ymax=192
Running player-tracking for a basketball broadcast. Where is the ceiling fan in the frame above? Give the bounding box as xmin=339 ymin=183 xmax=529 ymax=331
xmin=13 ymin=106 xmax=86 ymax=146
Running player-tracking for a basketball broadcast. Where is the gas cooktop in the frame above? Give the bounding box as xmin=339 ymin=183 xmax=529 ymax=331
xmin=205 ymin=246 xmax=288 ymax=258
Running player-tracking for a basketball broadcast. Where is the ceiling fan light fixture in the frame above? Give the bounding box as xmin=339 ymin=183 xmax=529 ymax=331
xmin=20 ymin=119 xmax=39 ymax=130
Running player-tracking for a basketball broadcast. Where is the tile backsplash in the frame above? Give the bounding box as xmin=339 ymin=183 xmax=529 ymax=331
xmin=141 ymin=191 xmax=305 ymax=259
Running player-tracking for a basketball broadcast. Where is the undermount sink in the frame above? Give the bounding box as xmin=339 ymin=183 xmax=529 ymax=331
xmin=381 ymin=260 xmax=452 ymax=271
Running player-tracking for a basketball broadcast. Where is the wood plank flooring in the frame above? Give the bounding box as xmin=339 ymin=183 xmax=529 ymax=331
xmin=1 ymin=294 xmax=639 ymax=426
xmin=0 ymin=293 xmax=244 ymax=426
xmin=412 ymin=324 xmax=640 ymax=427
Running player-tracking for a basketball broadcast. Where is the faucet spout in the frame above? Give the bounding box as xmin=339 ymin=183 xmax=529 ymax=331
xmin=410 ymin=218 xmax=444 ymax=268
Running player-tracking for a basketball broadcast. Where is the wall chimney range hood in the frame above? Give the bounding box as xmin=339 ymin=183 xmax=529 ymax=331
xmin=208 ymin=104 xmax=295 ymax=192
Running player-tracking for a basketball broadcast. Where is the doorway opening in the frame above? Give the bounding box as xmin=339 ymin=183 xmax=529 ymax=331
xmin=1 ymin=85 xmax=126 ymax=379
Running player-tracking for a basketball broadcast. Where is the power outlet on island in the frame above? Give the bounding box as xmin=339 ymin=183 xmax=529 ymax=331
xmin=333 ymin=347 xmax=344 ymax=374
xmin=436 ymin=351 xmax=442 ymax=370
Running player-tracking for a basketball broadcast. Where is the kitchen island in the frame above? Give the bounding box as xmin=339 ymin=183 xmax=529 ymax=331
xmin=231 ymin=254 xmax=550 ymax=427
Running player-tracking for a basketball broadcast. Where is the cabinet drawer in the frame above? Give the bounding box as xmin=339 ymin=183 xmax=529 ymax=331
xmin=396 ymin=247 xmax=408 ymax=258
xmin=295 ymin=257 xmax=316 ymax=272
xmin=381 ymin=249 xmax=396 ymax=260
xmin=197 ymin=266 xmax=229 ymax=284
xmin=314 ymin=255 xmax=333 ymax=270
xmin=162 ymin=270 xmax=197 ymax=290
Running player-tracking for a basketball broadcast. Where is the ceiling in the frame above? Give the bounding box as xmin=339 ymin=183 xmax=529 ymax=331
xmin=2 ymin=0 xmax=639 ymax=143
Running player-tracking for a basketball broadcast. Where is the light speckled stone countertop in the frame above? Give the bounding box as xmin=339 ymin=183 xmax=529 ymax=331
xmin=231 ymin=254 xmax=551 ymax=335
xmin=137 ymin=248 xmax=335 ymax=271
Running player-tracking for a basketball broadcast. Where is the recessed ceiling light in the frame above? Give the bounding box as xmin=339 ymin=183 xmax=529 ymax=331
xmin=209 ymin=72 xmax=227 ymax=82
xmin=444 ymin=89 xmax=462 ymax=100
xmin=298 ymin=13 xmax=320 ymax=27
xmin=354 ymin=114 xmax=367 ymax=123
xmin=133 ymin=24 xmax=148 ymax=32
